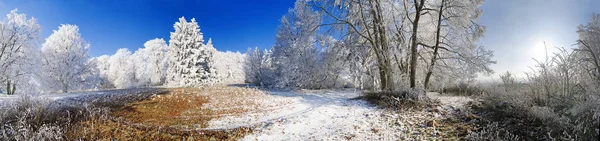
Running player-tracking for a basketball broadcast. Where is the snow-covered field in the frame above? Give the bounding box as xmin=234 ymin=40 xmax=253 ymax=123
xmin=204 ymin=89 xmax=474 ymax=140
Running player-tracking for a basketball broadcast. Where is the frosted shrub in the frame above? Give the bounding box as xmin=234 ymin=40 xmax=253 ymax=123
xmin=467 ymin=122 xmax=520 ymax=141
xmin=0 ymin=94 xmax=64 ymax=140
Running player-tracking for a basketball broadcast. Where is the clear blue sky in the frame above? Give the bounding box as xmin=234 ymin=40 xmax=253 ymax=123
xmin=2 ymin=0 xmax=600 ymax=78
xmin=0 ymin=0 xmax=295 ymax=57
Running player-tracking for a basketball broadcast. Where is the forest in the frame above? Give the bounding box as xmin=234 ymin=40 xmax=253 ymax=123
xmin=0 ymin=0 xmax=598 ymax=140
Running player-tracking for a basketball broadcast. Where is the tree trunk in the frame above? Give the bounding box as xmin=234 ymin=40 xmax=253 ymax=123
xmin=409 ymin=0 xmax=425 ymax=88
xmin=424 ymin=0 xmax=444 ymax=90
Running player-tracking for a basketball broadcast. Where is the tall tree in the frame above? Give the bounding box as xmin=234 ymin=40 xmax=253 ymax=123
xmin=143 ymin=38 xmax=169 ymax=86
xmin=408 ymin=0 xmax=427 ymax=88
xmin=271 ymin=0 xmax=322 ymax=88
xmin=0 ymin=9 xmax=41 ymax=93
xmin=107 ymin=48 xmax=135 ymax=88
xmin=420 ymin=0 xmax=494 ymax=89
xmin=576 ymin=13 xmax=600 ymax=82
xmin=41 ymin=24 xmax=92 ymax=93
xmin=166 ymin=17 xmax=218 ymax=87
xmin=314 ymin=0 xmax=407 ymax=91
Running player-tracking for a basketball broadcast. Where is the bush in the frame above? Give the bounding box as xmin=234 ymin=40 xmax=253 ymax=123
xmin=466 ymin=122 xmax=520 ymax=141
xmin=355 ymin=88 xmax=437 ymax=111
xmin=442 ymin=82 xmax=486 ymax=96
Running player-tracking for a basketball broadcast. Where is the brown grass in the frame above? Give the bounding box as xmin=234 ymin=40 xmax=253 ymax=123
xmin=66 ymin=87 xmax=266 ymax=140
xmin=112 ymin=88 xmax=212 ymax=128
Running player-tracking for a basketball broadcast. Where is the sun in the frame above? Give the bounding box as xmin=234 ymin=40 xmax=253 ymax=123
xmin=531 ymin=40 xmax=557 ymax=62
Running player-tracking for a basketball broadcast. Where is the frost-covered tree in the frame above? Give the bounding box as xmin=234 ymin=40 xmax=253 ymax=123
xmin=0 ymin=9 xmax=41 ymax=93
xmin=41 ymin=24 xmax=93 ymax=93
xmin=313 ymin=0 xmax=410 ymax=90
xmin=214 ymin=49 xmax=246 ymax=84
xmin=91 ymin=55 xmax=114 ymax=88
xmin=419 ymin=0 xmax=495 ymax=90
xmin=142 ymin=38 xmax=168 ymax=85
xmin=132 ymin=47 xmax=150 ymax=87
xmin=245 ymin=47 xmax=263 ymax=84
xmin=107 ymin=48 xmax=136 ymax=89
xmin=577 ymin=13 xmax=600 ymax=82
xmin=270 ymin=0 xmax=322 ymax=88
xmin=167 ymin=17 xmax=218 ymax=87
xmin=93 ymin=38 xmax=168 ymax=89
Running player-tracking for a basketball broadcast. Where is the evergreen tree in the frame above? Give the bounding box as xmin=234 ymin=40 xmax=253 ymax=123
xmin=167 ymin=17 xmax=218 ymax=87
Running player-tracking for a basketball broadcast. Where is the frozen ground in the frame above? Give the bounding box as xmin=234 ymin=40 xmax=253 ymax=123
xmin=204 ymin=89 xmax=475 ymax=140
xmin=0 ymin=88 xmax=162 ymax=105
xmin=0 ymin=87 xmax=473 ymax=140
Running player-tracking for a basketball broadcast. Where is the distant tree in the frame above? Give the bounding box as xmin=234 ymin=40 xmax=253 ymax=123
xmin=41 ymin=24 xmax=93 ymax=93
xmin=0 ymin=9 xmax=42 ymax=93
xmin=166 ymin=17 xmax=218 ymax=87
xmin=132 ymin=47 xmax=150 ymax=87
xmin=91 ymin=55 xmax=114 ymax=88
xmin=244 ymin=47 xmax=263 ymax=84
xmin=142 ymin=38 xmax=169 ymax=86
xmin=214 ymin=48 xmax=246 ymax=84
xmin=107 ymin=48 xmax=135 ymax=89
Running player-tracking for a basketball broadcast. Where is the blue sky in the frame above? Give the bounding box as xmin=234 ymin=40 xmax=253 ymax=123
xmin=0 ymin=0 xmax=294 ymax=57
xmin=479 ymin=0 xmax=600 ymax=79
xmin=1 ymin=0 xmax=600 ymax=79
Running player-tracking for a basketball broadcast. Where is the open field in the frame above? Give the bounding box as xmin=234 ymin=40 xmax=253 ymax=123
xmin=53 ymin=87 xmax=479 ymax=140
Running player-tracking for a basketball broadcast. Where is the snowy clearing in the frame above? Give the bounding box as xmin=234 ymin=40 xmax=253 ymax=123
xmin=201 ymin=88 xmax=475 ymax=140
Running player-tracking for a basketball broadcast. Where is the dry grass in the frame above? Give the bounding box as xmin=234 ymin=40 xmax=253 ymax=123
xmin=113 ymin=88 xmax=212 ymax=128
xmin=66 ymin=87 xmax=270 ymax=140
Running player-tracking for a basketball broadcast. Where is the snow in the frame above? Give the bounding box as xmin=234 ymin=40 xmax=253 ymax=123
xmin=238 ymin=89 xmax=396 ymax=140
xmin=0 ymin=88 xmax=160 ymax=104
xmin=204 ymin=89 xmax=475 ymax=140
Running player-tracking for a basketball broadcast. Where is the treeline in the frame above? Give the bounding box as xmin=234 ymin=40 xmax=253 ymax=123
xmin=245 ymin=0 xmax=495 ymax=91
xmin=0 ymin=10 xmax=245 ymax=94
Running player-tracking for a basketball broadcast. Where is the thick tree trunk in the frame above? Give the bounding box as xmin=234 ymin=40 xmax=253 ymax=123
xmin=424 ymin=0 xmax=444 ymax=90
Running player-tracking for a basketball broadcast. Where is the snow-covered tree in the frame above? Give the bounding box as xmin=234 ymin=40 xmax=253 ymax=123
xmin=0 ymin=9 xmax=42 ymax=93
xmin=167 ymin=17 xmax=218 ymax=87
xmin=107 ymin=48 xmax=136 ymax=89
xmin=92 ymin=38 xmax=168 ymax=89
xmin=244 ymin=47 xmax=263 ymax=84
xmin=142 ymin=38 xmax=168 ymax=85
xmin=132 ymin=47 xmax=150 ymax=87
xmin=270 ymin=0 xmax=323 ymax=88
xmin=418 ymin=0 xmax=495 ymax=90
xmin=214 ymin=49 xmax=246 ymax=84
xmin=91 ymin=55 xmax=114 ymax=88
xmin=577 ymin=13 xmax=600 ymax=82
xmin=41 ymin=24 xmax=93 ymax=93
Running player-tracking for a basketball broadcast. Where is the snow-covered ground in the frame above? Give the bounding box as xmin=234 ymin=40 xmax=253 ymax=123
xmin=205 ymin=89 xmax=475 ymax=140
xmin=0 ymin=88 xmax=161 ymax=104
